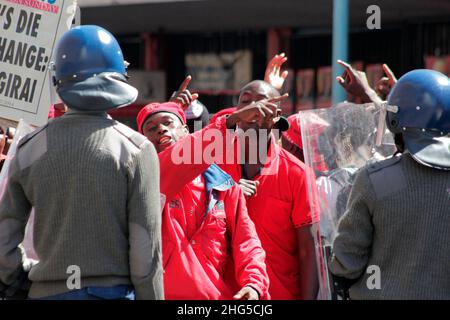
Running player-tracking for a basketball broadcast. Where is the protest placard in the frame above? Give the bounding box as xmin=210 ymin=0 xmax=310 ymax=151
xmin=0 ymin=0 xmax=76 ymax=127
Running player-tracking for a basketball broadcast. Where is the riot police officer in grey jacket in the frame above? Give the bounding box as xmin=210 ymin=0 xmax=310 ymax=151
xmin=330 ymin=69 xmax=450 ymax=299
xmin=0 ymin=25 xmax=163 ymax=300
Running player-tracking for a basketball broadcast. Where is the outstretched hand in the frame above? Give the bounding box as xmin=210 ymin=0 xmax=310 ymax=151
xmin=226 ymin=94 xmax=289 ymax=129
xmin=264 ymin=53 xmax=289 ymax=91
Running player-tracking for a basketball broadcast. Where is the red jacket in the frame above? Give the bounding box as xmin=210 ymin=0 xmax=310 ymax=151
xmin=157 ymin=126 xmax=269 ymax=300
xmin=158 ymin=116 xmax=320 ymax=299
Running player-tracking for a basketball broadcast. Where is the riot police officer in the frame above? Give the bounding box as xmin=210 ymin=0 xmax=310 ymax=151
xmin=330 ymin=69 xmax=450 ymax=299
xmin=0 ymin=25 xmax=163 ymax=300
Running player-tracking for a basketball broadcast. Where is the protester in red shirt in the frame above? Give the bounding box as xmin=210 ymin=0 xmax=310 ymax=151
xmin=281 ymin=113 xmax=330 ymax=174
xmin=136 ymin=101 xmax=269 ymax=300
xmin=220 ymin=80 xmax=320 ymax=300
xmin=282 ymin=114 xmax=304 ymax=162
xmin=169 ymin=76 xmax=321 ymax=299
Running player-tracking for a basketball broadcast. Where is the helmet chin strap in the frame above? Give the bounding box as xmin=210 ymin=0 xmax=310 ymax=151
xmin=375 ymin=101 xmax=399 ymax=147
xmin=394 ymin=133 xmax=405 ymax=154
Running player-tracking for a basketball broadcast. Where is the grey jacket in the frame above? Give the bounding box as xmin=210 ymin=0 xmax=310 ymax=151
xmin=0 ymin=111 xmax=164 ymax=300
xmin=330 ymin=153 xmax=450 ymax=299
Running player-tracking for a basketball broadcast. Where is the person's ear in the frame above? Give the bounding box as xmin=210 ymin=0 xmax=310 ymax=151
xmin=182 ymin=124 xmax=189 ymax=134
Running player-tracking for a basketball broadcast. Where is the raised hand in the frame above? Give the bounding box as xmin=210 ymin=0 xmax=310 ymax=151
xmin=264 ymin=53 xmax=289 ymax=91
xmin=336 ymin=60 xmax=381 ymax=104
xmin=375 ymin=64 xmax=397 ymax=100
xmin=169 ymin=75 xmax=199 ymax=110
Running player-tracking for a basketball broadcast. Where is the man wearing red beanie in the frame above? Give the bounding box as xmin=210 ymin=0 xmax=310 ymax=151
xmin=281 ymin=114 xmax=304 ymax=162
xmin=137 ymin=101 xmax=269 ymax=300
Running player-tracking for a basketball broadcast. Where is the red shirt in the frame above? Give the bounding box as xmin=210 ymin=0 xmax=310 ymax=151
xmin=218 ymin=134 xmax=320 ymax=300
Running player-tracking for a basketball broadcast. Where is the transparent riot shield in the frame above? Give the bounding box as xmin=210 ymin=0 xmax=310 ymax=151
xmin=0 ymin=120 xmax=37 ymax=260
xmin=299 ymin=102 xmax=396 ymax=299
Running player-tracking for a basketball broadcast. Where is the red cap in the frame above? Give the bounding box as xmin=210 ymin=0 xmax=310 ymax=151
xmin=283 ymin=114 xmax=303 ymax=149
xmin=136 ymin=102 xmax=186 ymax=133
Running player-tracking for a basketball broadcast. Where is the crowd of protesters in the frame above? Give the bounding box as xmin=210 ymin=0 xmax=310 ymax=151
xmin=0 ymin=24 xmax=448 ymax=300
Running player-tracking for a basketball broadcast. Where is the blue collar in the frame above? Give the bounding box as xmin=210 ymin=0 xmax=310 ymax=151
xmin=203 ymin=164 xmax=235 ymax=193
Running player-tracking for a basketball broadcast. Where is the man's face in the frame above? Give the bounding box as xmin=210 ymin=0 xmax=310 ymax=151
xmin=142 ymin=112 xmax=189 ymax=153
xmin=237 ymin=83 xmax=278 ymax=132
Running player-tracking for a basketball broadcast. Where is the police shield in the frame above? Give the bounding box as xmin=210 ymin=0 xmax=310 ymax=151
xmin=299 ymin=102 xmax=396 ymax=299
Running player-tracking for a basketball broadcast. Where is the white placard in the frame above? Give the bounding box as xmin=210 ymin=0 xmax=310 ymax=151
xmin=0 ymin=0 xmax=77 ymax=126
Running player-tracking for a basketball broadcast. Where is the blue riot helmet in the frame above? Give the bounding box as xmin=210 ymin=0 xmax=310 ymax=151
xmin=53 ymin=25 xmax=137 ymax=111
xmin=387 ymin=69 xmax=450 ymax=134
xmin=386 ymin=69 xmax=450 ymax=170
